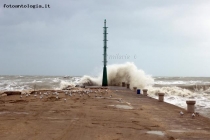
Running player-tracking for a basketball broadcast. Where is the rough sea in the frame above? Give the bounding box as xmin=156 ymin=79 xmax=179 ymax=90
xmin=1 ymin=63 xmax=210 ymax=118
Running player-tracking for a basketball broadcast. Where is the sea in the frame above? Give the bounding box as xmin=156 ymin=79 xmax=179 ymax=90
xmin=0 ymin=63 xmax=210 ymax=118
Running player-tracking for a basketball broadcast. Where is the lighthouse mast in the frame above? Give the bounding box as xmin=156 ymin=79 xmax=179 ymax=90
xmin=102 ymin=19 xmax=108 ymax=86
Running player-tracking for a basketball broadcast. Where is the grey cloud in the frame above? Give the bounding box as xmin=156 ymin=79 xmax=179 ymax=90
xmin=0 ymin=0 xmax=210 ymax=76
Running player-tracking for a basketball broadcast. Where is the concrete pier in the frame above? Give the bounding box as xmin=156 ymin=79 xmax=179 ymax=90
xmin=1 ymin=87 xmax=210 ymax=140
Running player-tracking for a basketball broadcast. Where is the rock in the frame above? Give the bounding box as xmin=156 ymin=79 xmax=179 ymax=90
xmin=1 ymin=93 xmax=7 ymax=97
xmin=4 ymin=91 xmax=21 ymax=96
xmin=62 ymin=85 xmax=74 ymax=90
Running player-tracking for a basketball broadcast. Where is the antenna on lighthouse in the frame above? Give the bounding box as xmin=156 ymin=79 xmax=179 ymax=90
xmin=102 ymin=19 xmax=108 ymax=86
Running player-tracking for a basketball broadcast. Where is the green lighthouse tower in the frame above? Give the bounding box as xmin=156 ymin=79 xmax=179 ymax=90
xmin=102 ymin=19 xmax=108 ymax=86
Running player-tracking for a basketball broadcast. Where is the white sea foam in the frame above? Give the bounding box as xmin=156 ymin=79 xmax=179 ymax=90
xmin=147 ymin=86 xmax=194 ymax=97
xmin=79 ymin=62 xmax=154 ymax=89
xmin=155 ymin=80 xmax=210 ymax=85
xmin=79 ymin=75 xmax=101 ymax=86
xmin=32 ymin=80 xmax=42 ymax=83
xmin=59 ymin=80 xmax=75 ymax=89
xmin=205 ymin=87 xmax=210 ymax=92
xmin=155 ymin=81 xmax=187 ymax=85
xmin=146 ymin=86 xmax=210 ymax=117
xmin=52 ymin=78 xmax=59 ymax=83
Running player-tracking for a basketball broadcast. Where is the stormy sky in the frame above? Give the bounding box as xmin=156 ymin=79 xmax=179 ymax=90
xmin=0 ymin=0 xmax=210 ymax=76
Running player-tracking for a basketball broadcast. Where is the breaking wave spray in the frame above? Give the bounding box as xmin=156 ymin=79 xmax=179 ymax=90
xmin=79 ymin=62 xmax=154 ymax=89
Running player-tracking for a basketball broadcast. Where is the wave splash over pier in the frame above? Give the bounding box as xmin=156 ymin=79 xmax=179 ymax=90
xmin=79 ymin=62 xmax=154 ymax=88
